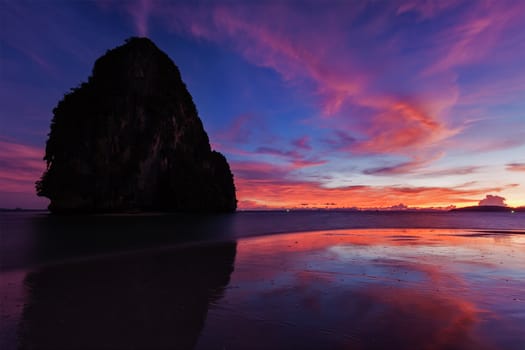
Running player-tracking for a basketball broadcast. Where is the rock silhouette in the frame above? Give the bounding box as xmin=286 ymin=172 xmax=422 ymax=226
xmin=36 ymin=37 xmax=236 ymax=213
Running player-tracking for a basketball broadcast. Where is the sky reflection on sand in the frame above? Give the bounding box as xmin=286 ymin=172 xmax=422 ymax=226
xmin=3 ymin=226 xmax=524 ymax=349
xmin=197 ymin=229 xmax=525 ymax=350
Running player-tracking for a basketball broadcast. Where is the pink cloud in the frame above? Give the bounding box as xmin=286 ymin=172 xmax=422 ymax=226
xmin=478 ymin=194 xmax=507 ymax=207
xmin=121 ymin=2 xmax=523 ymax=115
xmin=0 ymin=139 xmax=47 ymax=208
xmin=290 ymin=159 xmax=326 ymax=169
xmin=255 ymin=146 xmax=301 ymax=160
xmin=424 ymin=1 xmax=525 ymax=75
xmin=230 ymin=156 xmax=325 ymax=184
xmin=152 ymin=2 xmax=368 ymax=117
xmin=115 ymin=2 xmax=477 ymax=168
xmin=506 ymin=163 xmax=525 ymax=172
xmin=174 ymin=5 xmax=460 ymax=162
xmin=211 ymin=5 xmax=370 ymax=117
xmin=230 ymin=161 xmax=290 ymax=181
xmin=236 ymin=199 xmax=274 ymax=210
xmin=354 ymin=101 xmax=455 ymax=155
xmin=291 ymin=136 xmax=311 ymax=150
xmin=132 ymin=0 xmax=152 ymax=37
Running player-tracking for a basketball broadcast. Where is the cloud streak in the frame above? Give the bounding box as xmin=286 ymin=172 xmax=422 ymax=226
xmin=0 ymin=140 xmax=44 ymax=192
xmin=506 ymin=163 xmax=525 ymax=172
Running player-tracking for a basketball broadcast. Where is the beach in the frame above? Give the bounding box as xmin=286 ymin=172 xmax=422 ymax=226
xmin=1 ymin=212 xmax=524 ymax=349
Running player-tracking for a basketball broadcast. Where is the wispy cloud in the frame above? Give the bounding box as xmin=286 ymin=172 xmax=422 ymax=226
xmin=291 ymin=136 xmax=311 ymax=151
xmin=363 ymin=158 xmax=429 ymax=176
xmin=353 ymin=102 xmax=456 ymax=155
xmin=212 ymin=113 xmax=254 ymax=146
xmin=396 ymin=0 xmax=462 ymax=19
xmin=0 ymin=139 xmax=44 ymax=193
xmin=322 ymin=130 xmax=356 ymax=150
xmin=127 ymin=0 xmax=152 ymax=37
xmin=506 ymin=162 xmax=525 ymax=172
xmin=423 ymin=1 xmax=525 ymax=75
xmin=253 ymin=146 xmax=325 ymax=169
xmin=419 ymin=166 xmax=482 ymax=177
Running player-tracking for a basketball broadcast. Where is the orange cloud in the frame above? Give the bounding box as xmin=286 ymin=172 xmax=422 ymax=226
xmin=353 ymin=101 xmax=456 ymax=156
xmin=234 ymin=173 xmax=508 ymax=209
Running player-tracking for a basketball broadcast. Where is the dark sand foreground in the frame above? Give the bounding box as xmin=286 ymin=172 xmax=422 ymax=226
xmin=1 ymin=228 xmax=524 ymax=349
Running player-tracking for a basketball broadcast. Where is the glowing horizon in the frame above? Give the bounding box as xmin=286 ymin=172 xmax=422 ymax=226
xmin=1 ymin=0 xmax=524 ymax=209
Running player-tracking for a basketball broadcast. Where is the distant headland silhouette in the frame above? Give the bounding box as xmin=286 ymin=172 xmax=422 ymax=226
xmin=450 ymin=205 xmax=523 ymax=212
xmin=36 ymin=37 xmax=236 ymax=214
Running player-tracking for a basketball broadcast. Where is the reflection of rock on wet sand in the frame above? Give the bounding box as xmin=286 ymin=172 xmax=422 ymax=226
xmin=18 ymin=242 xmax=236 ymax=350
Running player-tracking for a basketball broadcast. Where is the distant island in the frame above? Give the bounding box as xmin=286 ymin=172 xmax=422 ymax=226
xmin=450 ymin=205 xmax=524 ymax=212
xmin=36 ymin=38 xmax=237 ymax=214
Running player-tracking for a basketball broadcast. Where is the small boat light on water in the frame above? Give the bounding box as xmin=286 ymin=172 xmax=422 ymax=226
xmin=511 ymin=210 xmax=515 ymax=214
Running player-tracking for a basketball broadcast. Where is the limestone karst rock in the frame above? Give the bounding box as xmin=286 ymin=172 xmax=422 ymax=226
xmin=36 ymin=38 xmax=237 ymax=213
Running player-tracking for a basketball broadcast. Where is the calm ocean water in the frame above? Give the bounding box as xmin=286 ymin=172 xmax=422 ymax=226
xmin=1 ymin=211 xmax=524 ymax=349
xmin=0 ymin=210 xmax=523 ymax=270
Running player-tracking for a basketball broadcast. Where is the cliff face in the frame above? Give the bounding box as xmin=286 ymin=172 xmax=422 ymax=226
xmin=36 ymin=38 xmax=236 ymax=213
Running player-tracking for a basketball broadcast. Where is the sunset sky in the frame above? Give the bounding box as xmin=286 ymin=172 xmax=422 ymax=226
xmin=1 ymin=0 xmax=524 ymax=209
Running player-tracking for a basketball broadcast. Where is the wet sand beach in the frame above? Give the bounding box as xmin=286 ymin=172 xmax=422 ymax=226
xmin=197 ymin=229 xmax=525 ymax=349
xmin=2 ymin=222 xmax=524 ymax=349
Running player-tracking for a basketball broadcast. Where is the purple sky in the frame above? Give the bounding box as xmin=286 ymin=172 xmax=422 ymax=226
xmin=1 ymin=0 xmax=524 ymax=209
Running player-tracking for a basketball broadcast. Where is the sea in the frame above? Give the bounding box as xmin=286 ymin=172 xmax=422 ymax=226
xmin=1 ymin=210 xmax=524 ymax=349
